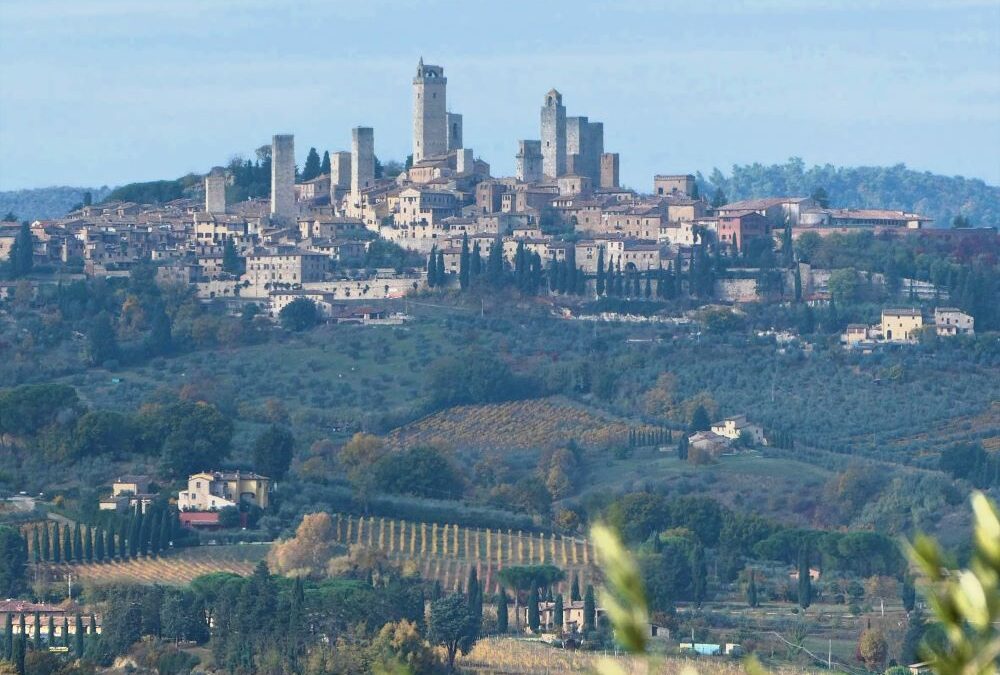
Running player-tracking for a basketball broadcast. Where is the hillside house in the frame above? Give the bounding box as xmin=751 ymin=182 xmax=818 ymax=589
xmin=178 ymin=470 xmax=270 ymax=512
xmin=934 ymin=307 xmax=974 ymax=336
xmin=98 ymin=475 xmax=155 ymax=514
xmin=881 ymin=308 xmax=923 ymax=342
xmin=710 ymin=415 xmax=766 ymax=446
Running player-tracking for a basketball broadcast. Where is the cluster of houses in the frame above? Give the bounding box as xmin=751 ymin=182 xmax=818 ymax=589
xmin=843 ymin=307 xmax=975 ymax=348
xmin=0 ymin=600 xmax=101 ymax=640
xmin=99 ymin=470 xmax=271 ymax=530
xmin=5 ymin=59 xmax=986 ymax=321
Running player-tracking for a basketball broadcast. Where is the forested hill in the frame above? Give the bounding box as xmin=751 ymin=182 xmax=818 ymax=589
xmin=0 ymin=186 xmax=113 ymax=222
xmin=699 ymin=158 xmax=1000 ymax=228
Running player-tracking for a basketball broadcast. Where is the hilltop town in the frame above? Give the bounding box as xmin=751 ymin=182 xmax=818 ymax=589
xmin=0 ymin=58 xmax=998 ymax=675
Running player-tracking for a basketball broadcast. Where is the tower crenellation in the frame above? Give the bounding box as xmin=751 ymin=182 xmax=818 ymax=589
xmin=413 ymin=59 xmax=448 ymax=163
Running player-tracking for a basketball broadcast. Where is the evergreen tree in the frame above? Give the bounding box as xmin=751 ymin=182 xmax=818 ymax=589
xmin=47 ymin=616 xmax=54 ymax=648
xmin=14 ymin=636 xmax=24 ymax=675
xmin=95 ymin=526 xmax=105 ymax=562
xmin=301 ymin=147 xmax=321 ymax=181
xmin=61 ymin=617 xmax=68 ymax=648
xmin=794 ymin=264 xmax=803 ymax=302
xmin=138 ymin=510 xmax=151 ymax=557
xmin=31 ymin=528 xmax=39 ymax=564
xmin=644 ymin=275 xmax=652 ymax=299
xmin=118 ymin=518 xmax=128 ymax=559
xmin=782 ymin=224 xmax=794 ymax=267
xmin=84 ymin=526 xmax=93 ymax=563
xmin=106 ymin=527 xmax=116 ymax=561
xmin=159 ymin=509 xmax=172 ymax=553
xmin=570 ymin=574 xmax=581 ymax=602
xmin=691 ymin=544 xmax=707 ymax=608
xmin=464 ymin=567 xmax=482 ymax=649
xmin=3 ymin=614 xmax=10 ymax=661
xmin=129 ymin=512 xmax=141 ymax=559
xmin=677 ymin=434 xmax=689 ymax=461
xmin=470 ymin=240 xmax=482 ymax=276
xmin=486 ymin=237 xmax=504 ymax=286
xmin=74 ymin=614 xmax=84 ymax=658
xmin=32 ymin=611 xmax=40 ymax=650
xmin=426 ymin=245 xmax=438 ymax=288
xmin=149 ymin=511 xmax=162 ymax=558
xmin=747 ymin=570 xmax=758 ymax=607
xmin=711 ymin=187 xmax=727 ymax=208
xmin=51 ymin=523 xmax=60 ymax=564
xmin=40 ymin=525 xmax=49 ymax=563
xmin=596 ymin=247 xmax=606 ymax=296
xmin=527 ymin=586 xmax=539 ymax=633
xmin=513 ymin=241 xmax=527 ymax=291
xmin=72 ymin=523 xmax=82 ymax=564
xmin=222 ymin=236 xmax=242 ymax=275
xmin=459 ymin=233 xmax=470 ymax=291
xmin=583 ymin=585 xmax=596 ymax=632
xmin=553 ymin=594 xmax=564 ymax=633
xmin=436 ymin=250 xmax=445 ymax=286
xmin=320 ymin=150 xmax=331 ymax=176
xmin=689 ymin=405 xmax=711 ymax=433
xmin=496 ymin=588 xmax=508 ymax=633
xmin=901 ymin=608 xmax=926 ymax=664
xmin=902 ymin=574 xmax=916 ymax=613
xmin=7 ymin=223 xmax=34 ymax=279
xmin=85 ymin=312 xmax=119 ymax=367
xmin=798 ymin=544 xmax=812 ymax=609
xmin=62 ymin=524 xmax=72 ymax=564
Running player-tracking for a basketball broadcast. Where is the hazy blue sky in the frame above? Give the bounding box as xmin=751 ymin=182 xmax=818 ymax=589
xmin=2 ymin=0 xmax=998 ymax=191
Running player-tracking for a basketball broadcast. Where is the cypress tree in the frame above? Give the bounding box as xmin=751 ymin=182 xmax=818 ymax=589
xmin=553 ymin=594 xmax=564 ymax=633
xmin=901 ymin=574 xmax=916 ymax=613
xmin=465 ymin=567 xmax=482 ymax=646
xmin=107 ymin=527 xmax=116 ymax=561
xmin=129 ymin=512 xmax=140 ymax=558
xmin=747 ymin=570 xmax=758 ymax=607
xmin=61 ymin=617 xmax=68 ymax=647
xmin=798 ymin=543 xmax=812 ymax=609
xmin=74 ymin=614 xmax=84 ymax=658
xmin=46 ymin=616 xmax=54 ymax=648
xmin=436 ymin=250 xmax=445 ymax=286
xmin=644 ymin=275 xmax=652 ymax=299
xmin=62 ymin=524 xmax=72 ymax=564
xmin=31 ymin=527 xmax=40 ymax=564
xmin=40 ymin=525 xmax=49 ymax=563
xmin=52 ymin=523 xmax=61 ymax=564
xmin=570 ymin=574 xmax=581 ymax=602
xmin=496 ymin=589 xmax=508 ymax=633
xmin=138 ymin=511 xmax=151 ymax=557
xmin=471 ymin=240 xmax=482 ymax=276
xmin=691 ymin=543 xmax=707 ymax=608
xmin=486 ymin=237 xmax=504 ymax=286
xmin=596 ymin=247 xmax=606 ymax=296
xmin=14 ymin=636 xmax=24 ymax=675
xmin=4 ymin=614 xmax=11 ymax=660
xmin=84 ymin=526 xmax=93 ymax=563
xmin=32 ymin=612 xmax=40 ymax=650
xmin=95 ymin=527 xmax=105 ymax=563
xmin=527 ymin=586 xmax=539 ymax=633
xmin=17 ymin=615 xmax=24 ymax=650
xmin=583 ymin=585 xmax=596 ymax=632
xmin=320 ymin=150 xmax=331 ymax=175
xmin=72 ymin=523 xmax=82 ymax=563
xmin=149 ymin=511 xmax=161 ymax=558
xmin=459 ymin=233 xmax=470 ymax=290
xmin=426 ymin=246 xmax=437 ymax=288
xmin=119 ymin=517 xmax=128 ymax=559
xmin=677 ymin=435 xmax=689 ymax=461
xmin=159 ymin=509 xmax=172 ymax=553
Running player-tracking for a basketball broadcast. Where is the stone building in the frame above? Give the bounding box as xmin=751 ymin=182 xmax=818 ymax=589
xmin=329 ymin=151 xmax=351 ymax=204
xmin=566 ymin=116 xmax=604 ymax=186
xmin=516 ymin=140 xmax=543 ymax=183
xmin=270 ymin=134 xmax=296 ymax=221
xmin=541 ymin=89 xmax=566 ymax=179
xmin=204 ymin=167 xmax=227 ymax=214
xmin=600 ymin=153 xmax=620 ymax=189
xmin=413 ymin=59 xmax=448 ymax=163
xmin=654 ymin=174 xmax=696 ymax=198
xmin=350 ymin=127 xmax=375 ymax=219
xmin=446 ymin=112 xmax=463 ymax=151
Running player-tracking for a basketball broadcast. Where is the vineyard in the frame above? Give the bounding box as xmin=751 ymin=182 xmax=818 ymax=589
xmin=329 ymin=514 xmax=598 ymax=594
xmin=43 ymin=544 xmax=269 ymax=586
xmin=387 ymin=397 xmax=659 ymax=452
xmin=462 ymin=638 xmax=755 ymax=674
xmin=881 ymin=401 xmax=1000 ymax=454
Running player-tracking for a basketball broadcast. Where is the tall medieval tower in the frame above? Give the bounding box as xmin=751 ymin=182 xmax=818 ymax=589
xmin=412 ymin=58 xmax=447 ymax=163
xmin=540 ymin=89 xmax=566 ymax=180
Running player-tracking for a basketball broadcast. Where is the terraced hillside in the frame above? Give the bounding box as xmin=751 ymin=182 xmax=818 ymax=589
xmin=388 ymin=397 xmax=663 ymax=452
xmin=44 ymin=544 xmax=269 ymax=586
xmin=330 ymin=514 xmax=598 ymax=594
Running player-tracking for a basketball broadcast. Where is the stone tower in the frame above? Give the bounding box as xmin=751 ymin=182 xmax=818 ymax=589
xmin=330 ymin=151 xmax=351 ymax=190
xmin=351 ymin=127 xmax=374 ymax=198
xmin=270 ymin=134 xmax=295 ymax=221
xmin=412 ymin=58 xmax=447 ymax=163
xmin=540 ymin=89 xmax=566 ymax=180
xmin=516 ymin=140 xmax=543 ymax=183
xmin=446 ymin=112 xmax=463 ymax=151
xmin=600 ymin=153 xmax=620 ymax=189
xmin=204 ymin=167 xmax=227 ymax=214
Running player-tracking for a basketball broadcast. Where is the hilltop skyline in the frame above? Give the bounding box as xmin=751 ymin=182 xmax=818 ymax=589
xmin=1 ymin=0 xmax=999 ymax=190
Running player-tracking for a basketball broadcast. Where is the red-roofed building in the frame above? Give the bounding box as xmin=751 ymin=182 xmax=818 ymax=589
xmin=718 ymin=211 xmax=769 ymax=252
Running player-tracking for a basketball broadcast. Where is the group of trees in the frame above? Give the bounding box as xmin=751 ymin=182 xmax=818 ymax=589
xmin=4 ymin=223 xmax=33 ymax=279
xmin=25 ymin=508 xmax=179 ymax=568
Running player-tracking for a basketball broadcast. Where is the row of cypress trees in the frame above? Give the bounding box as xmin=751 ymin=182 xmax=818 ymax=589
xmin=26 ymin=507 xmax=178 ymax=565
xmin=2 ymin=611 xmax=92 ymax=661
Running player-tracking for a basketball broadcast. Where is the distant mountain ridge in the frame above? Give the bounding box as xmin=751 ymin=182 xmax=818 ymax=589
xmin=699 ymin=158 xmax=999 ymax=228
xmin=0 ymin=186 xmax=113 ymax=222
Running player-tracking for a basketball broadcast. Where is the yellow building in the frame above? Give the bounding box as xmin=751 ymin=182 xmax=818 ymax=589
xmin=178 ymin=470 xmax=270 ymax=511
xmin=881 ymin=308 xmax=923 ymax=342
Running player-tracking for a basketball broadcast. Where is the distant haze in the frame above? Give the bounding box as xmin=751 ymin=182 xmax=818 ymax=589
xmin=1 ymin=0 xmax=998 ymax=190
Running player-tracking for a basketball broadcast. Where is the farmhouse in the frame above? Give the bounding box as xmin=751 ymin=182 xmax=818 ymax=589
xmin=0 ymin=601 xmax=101 ymax=638
xmin=710 ymin=415 xmax=765 ymax=446
xmin=881 ymin=308 xmax=923 ymax=342
xmin=178 ymin=470 xmax=270 ymax=512
xmin=99 ymin=474 xmax=155 ymax=514
xmin=933 ymin=307 xmax=974 ymax=336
